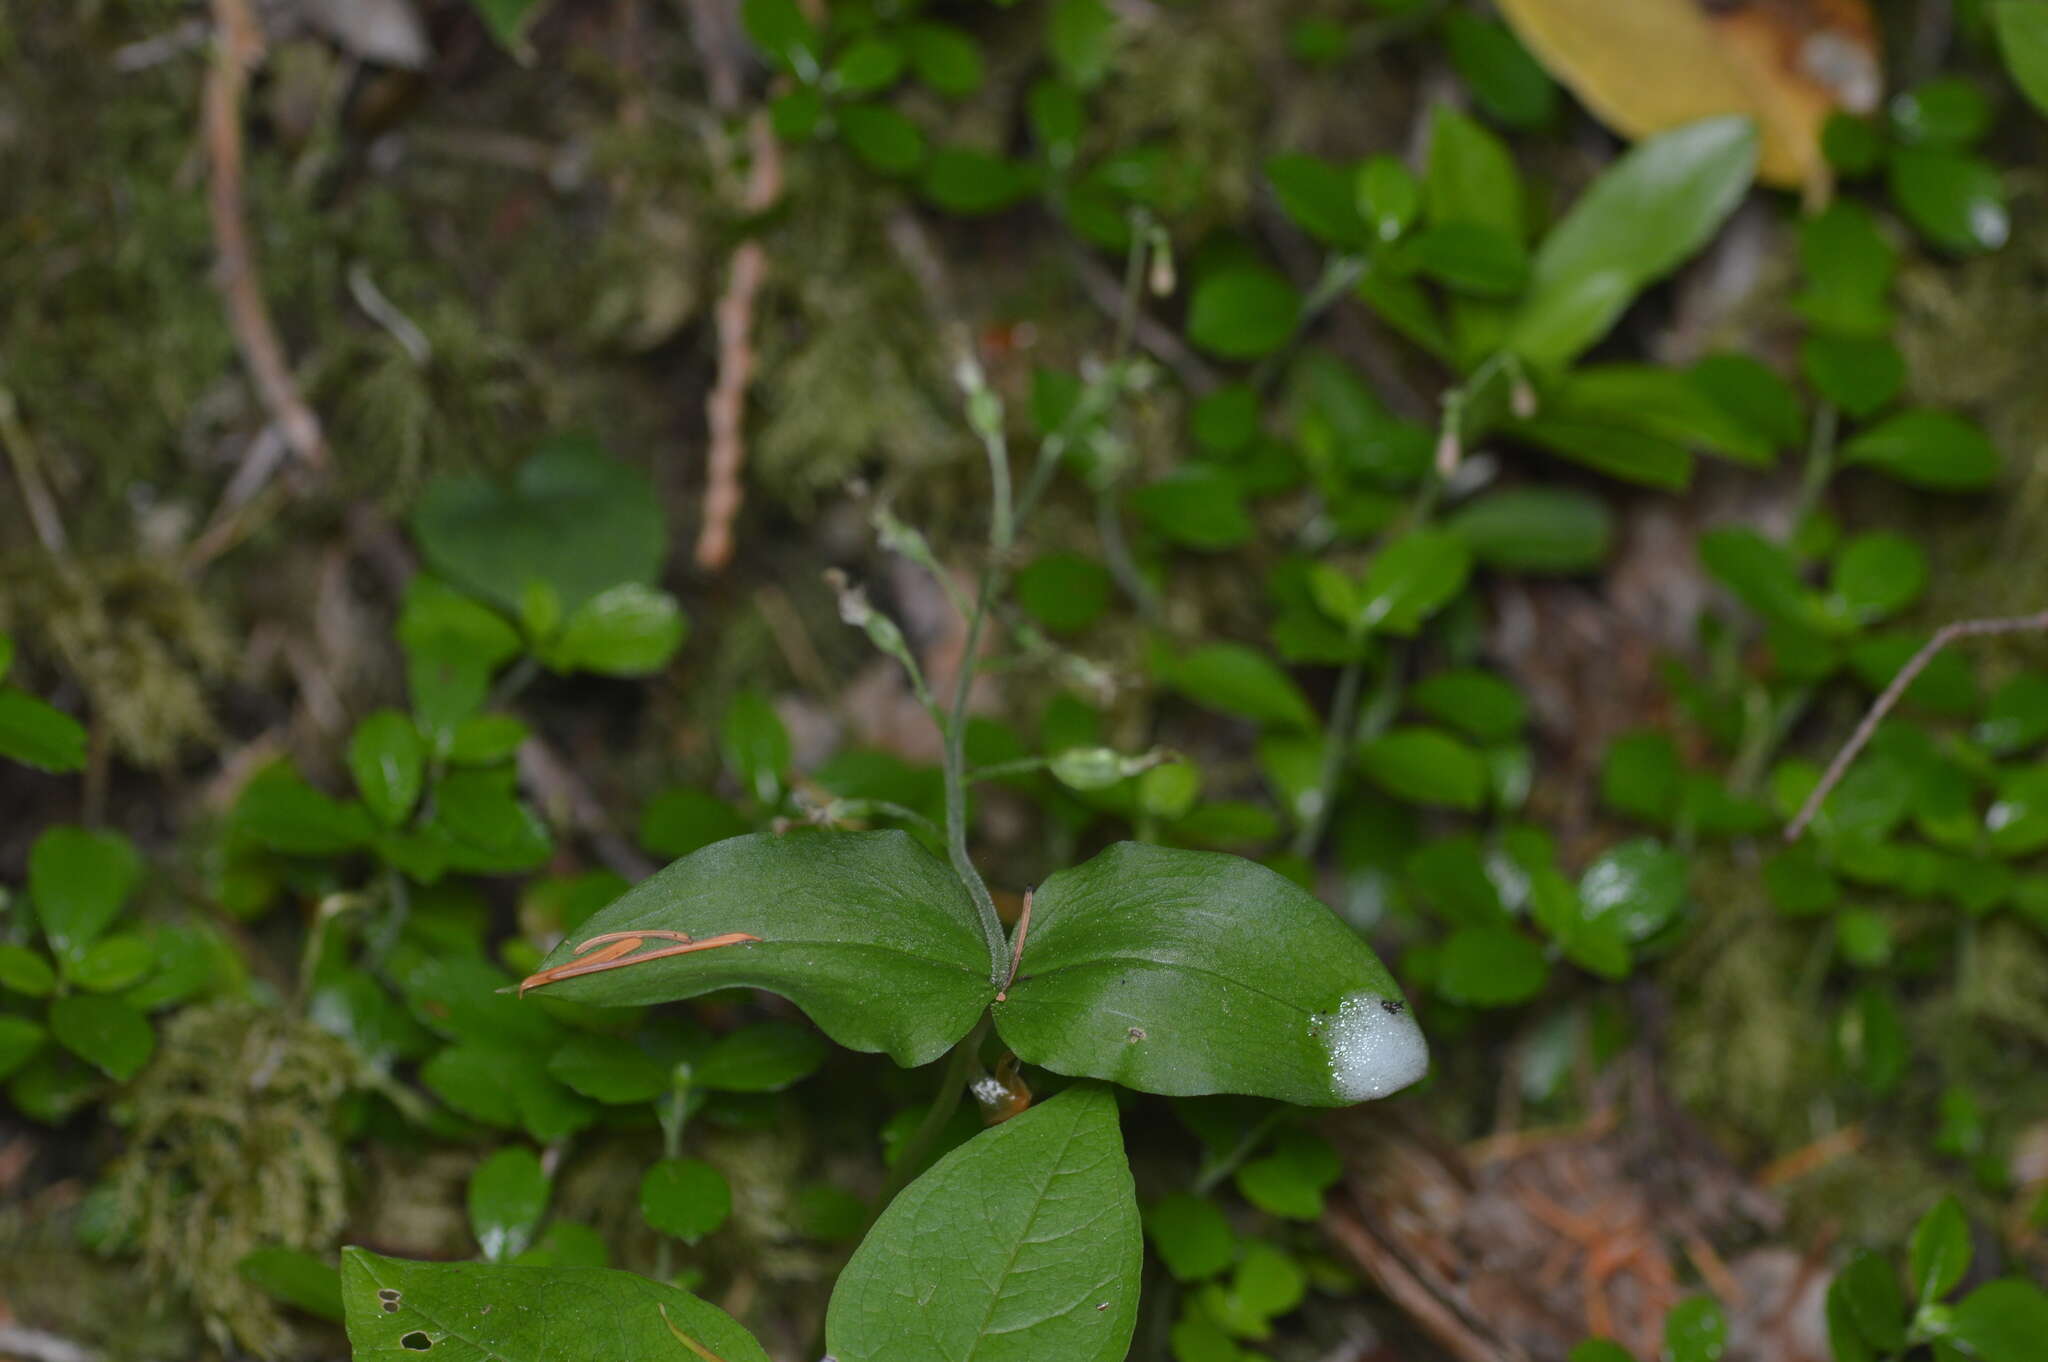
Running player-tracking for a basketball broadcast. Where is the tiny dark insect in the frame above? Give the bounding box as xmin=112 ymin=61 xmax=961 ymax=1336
xmin=1380 ymin=998 xmax=1406 ymax=1015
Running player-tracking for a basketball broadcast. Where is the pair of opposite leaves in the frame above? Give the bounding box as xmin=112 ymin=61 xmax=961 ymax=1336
xmin=1499 ymin=0 xmax=1881 ymax=194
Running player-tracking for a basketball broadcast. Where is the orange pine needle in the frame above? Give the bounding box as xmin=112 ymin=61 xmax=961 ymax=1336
xmin=518 ymin=930 xmax=761 ymax=996
xmin=659 ymin=1304 xmax=731 ymax=1362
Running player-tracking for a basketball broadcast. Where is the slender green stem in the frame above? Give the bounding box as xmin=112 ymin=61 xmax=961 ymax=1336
xmin=943 ymin=580 xmax=1008 ymax=981
xmin=872 ymin=1017 xmax=989 ymax=1219
xmin=1191 ymin=1106 xmax=1289 ymax=1196
xmin=1794 ymin=401 xmax=1840 ymax=527
xmin=654 ymin=1082 xmax=689 ymax=1281
xmin=1291 ymin=648 xmax=1369 ymax=860
xmin=1095 ymin=485 xmax=1163 ymax=623
xmin=490 ymin=653 xmax=543 ymax=709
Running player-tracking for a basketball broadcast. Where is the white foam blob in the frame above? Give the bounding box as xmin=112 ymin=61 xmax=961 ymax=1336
xmin=1322 ymin=991 xmax=1429 ymax=1102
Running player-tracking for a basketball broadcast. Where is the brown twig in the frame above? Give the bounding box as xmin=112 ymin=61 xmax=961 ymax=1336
xmin=204 ymin=0 xmax=326 ymax=471
xmin=693 ymin=112 xmax=782 ymax=571
xmin=1786 ymin=610 xmax=2048 ymax=841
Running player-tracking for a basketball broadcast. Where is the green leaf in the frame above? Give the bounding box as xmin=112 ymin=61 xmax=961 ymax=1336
xmin=720 ymin=690 xmax=790 ymax=805
xmin=411 ymin=439 xmax=666 ymax=617
xmin=523 ymin=832 xmax=993 ymax=1067
xmin=1163 ymin=643 xmax=1318 ymax=730
xmin=467 ymin=0 xmax=545 ymax=52
xmin=1801 ymin=334 xmax=1904 ymax=419
xmin=431 ymin=769 xmax=552 ymax=873
xmin=1553 ymin=364 xmax=1777 ymax=466
xmin=341 ymin=1248 xmax=770 ymax=1362
xmin=1188 ymin=268 xmax=1302 ymax=361
xmin=1910 ymin=1195 xmax=1972 ymax=1303
xmin=1836 ymin=1250 xmax=1908 ymax=1351
xmin=638 ymin=787 xmax=750 ymax=860
xmin=543 ymin=583 xmax=688 ymax=676
xmin=469 ymin=1147 xmax=550 ymax=1262
xmin=1829 ymin=532 xmax=1928 ymax=624
xmin=1145 ymin=1193 xmax=1236 ymax=1282
xmin=1016 ymin=552 xmax=1113 ymax=633
xmin=1408 ymin=668 xmax=1526 ymax=742
xmin=349 ymin=710 xmax=426 ymax=828
xmin=1979 ymin=674 xmax=2048 ymax=755
xmin=1510 ymin=416 xmax=1693 ymax=491
xmin=1796 ymin=201 xmax=1896 ymax=335
xmin=1995 ymin=1 xmax=2048 ymax=116
xmin=1889 ymin=147 xmax=2010 ymax=254
xmin=1578 ymin=838 xmax=1687 ymax=942
xmin=49 ymin=993 xmax=153 ymax=1080
xmin=1356 ymin=154 xmax=1422 ymax=242
xmin=1891 ymin=78 xmax=1994 ymax=148
xmin=1132 ymin=466 xmax=1254 ymax=550
xmin=692 ymin=1019 xmax=827 ymax=1092
xmin=831 ymin=35 xmax=904 ymax=94
xmin=547 ymin=1034 xmax=671 ymax=1104
xmin=993 ymin=844 xmax=1426 ymax=1105
xmin=919 ymin=149 xmax=1038 ymax=215
xmin=1048 ymin=0 xmax=1116 ymax=88
xmin=641 ymin=1157 xmax=731 ymax=1243
xmin=70 ymin=933 xmax=156 ymax=993
xmin=903 ymin=22 xmax=984 ymax=98
xmin=1234 ymin=1129 xmax=1341 ymax=1221
xmin=30 ymin=825 xmax=140 ymax=958
xmin=0 ymin=689 xmax=87 ymax=772
xmin=0 ymin=1017 xmax=46 ymax=1082
xmin=1700 ymin=527 xmax=1814 ymax=626
xmin=1408 ymin=222 xmax=1530 ymax=297
xmin=0 ymin=945 xmax=57 ymax=998
xmin=1353 ymin=530 xmax=1472 ymax=636
xmin=447 ymin=713 xmax=529 ymax=766
xmin=1947 ymin=1278 xmax=2048 ymax=1362
xmin=826 ymin=1085 xmax=1140 ymax=1362
xmin=1663 ymin=1296 xmax=1727 ymax=1362
xmin=1436 ymin=926 xmax=1547 ymax=1006
xmin=1444 ymin=12 xmax=1556 ymax=129
xmin=740 ymin=0 xmax=818 ymax=75
xmin=838 ymin=103 xmax=928 ymax=176
xmin=1358 ymin=727 xmax=1488 ymax=810
xmin=1425 ymin=106 xmax=1524 ymax=238
xmin=1268 ymin=154 xmax=1367 ymax=248
xmin=1406 ymin=836 xmax=1508 ymax=927
xmin=1841 ymin=410 xmax=1999 ymax=491
xmin=1509 ymin=116 xmax=1758 ymax=366
xmin=1568 ymin=1344 xmax=1636 ymax=1362
xmin=1446 ymin=486 xmax=1613 ymax=573
xmin=1690 ymin=352 xmax=1805 ymax=451
xmin=1602 ymin=730 xmax=1681 ymax=824
xmin=238 ymin=1247 xmax=344 ymax=1322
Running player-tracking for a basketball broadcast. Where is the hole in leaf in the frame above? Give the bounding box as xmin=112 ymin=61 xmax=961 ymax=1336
xmin=378 ymin=1290 xmax=401 ymax=1303
xmin=382 ymin=1302 xmax=399 ymax=1314
xmin=401 ymin=1332 xmax=432 ymax=1351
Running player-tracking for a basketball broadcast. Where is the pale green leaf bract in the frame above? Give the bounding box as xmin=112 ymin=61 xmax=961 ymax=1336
xmin=1510 ymin=116 xmax=1758 ymax=367
xmin=826 ymin=1085 xmax=1141 ymax=1362
xmin=993 ymin=843 xmax=1426 ymax=1106
xmin=340 ymin=1248 xmax=770 ymax=1362
xmin=523 ymin=831 xmax=995 ymax=1067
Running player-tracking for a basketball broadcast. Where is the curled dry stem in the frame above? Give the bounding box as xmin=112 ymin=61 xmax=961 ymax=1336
xmin=517 ymin=930 xmax=760 ymax=996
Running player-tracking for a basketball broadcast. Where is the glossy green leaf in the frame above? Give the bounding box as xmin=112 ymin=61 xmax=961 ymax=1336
xmin=1188 ymin=268 xmax=1303 ymax=360
xmin=638 ymin=787 xmax=750 ymax=860
xmin=1355 ymin=530 xmax=1472 ymax=636
xmin=1690 ymin=352 xmax=1804 ymax=450
xmin=1233 ymin=1129 xmax=1341 ymax=1221
xmin=1700 ymin=527 xmax=1814 ymax=626
xmin=341 ymin=1248 xmax=769 ymax=1362
xmin=995 ymin=843 xmax=1425 ymax=1105
xmin=1891 ymin=78 xmax=1994 ymax=148
xmin=1444 ymin=12 xmax=1556 ymax=129
xmin=1889 ymin=147 xmax=2010 ymax=254
xmin=1841 ymin=410 xmax=2000 ymax=491
xmin=30 ymin=825 xmax=140 ymax=958
xmin=1267 ymin=153 xmax=1367 ymax=247
xmin=1978 ymin=674 xmax=2048 ymax=755
xmin=1829 ymin=532 xmax=1928 ymax=624
xmin=1358 ymin=727 xmax=1488 ymax=810
xmin=468 ymin=0 xmax=545 ymax=52
xmin=0 ymin=1017 xmax=46 ymax=1082
xmin=411 ymin=439 xmax=665 ymax=617
xmin=640 ymin=1158 xmax=730 ymax=1243
xmin=238 ymin=1246 xmax=344 ymax=1321
xmin=431 ymin=769 xmax=552 ymax=873
xmin=1048 ymin=0 xmax=1116 ymax=88
xmin=838 ymin=103 xmax=928 ymax=176
xmin=1795 ymin=201 xmax=1896 ymax=336
xmin=1408 ymin=222 xmax=1529 ymax=297
xmin=349 ymin=710 xmax=426 ymax=828
xmin=1995 ymin=2 xmax=2048 ymax=116
xmin=1511 ymin=416 xmax=1693 ymax=490
xmin=71 ymin=933 xmax=155 ymax=993
xmin=1425 ymin=106 xmax=1524 ymax=238
xmin=919 ymin=149 xmax=1038 ymax=215
xmin=1132 ymin=466 xmax=1254 ymax=550
xmin=1801 ymin=334 xmax=1904 ymax=419
xmin=543 ymin=584 xmax=687 ymax=677
xmin=1409 ymin=668 xmax=1526 ymax=742
xmin=1447 ymin=486 xmax=1613 ymax=573
xmin=1663 ymin=1296 xmax=1727 ymax=1362
xmin=826 ymin=1085 xmax=1140 ymax=1362
xmin=1510 ymin=117 xmax=1758 ymax=366
xmin=1835 ymin=1250 xmax=1908 ymax=1351
xmin=0 ymin=689 xmax=88 ymax=772
xmin=1016 ymin=552 xmax=1113 ymax=633
xmin=831 ymin=35 xmax=904 ymax=94
xmin=1910 ymin=1195 xmax=1972 ymax=1303
xmin=546 ymin=1034 xmax=671 ymax=1104
xmin=721 ymin=690 xmax=790 ymax=805
xmin=1163 ymin=643 xmax=1318 ymax=730
xmin=903 ymin=22 xmax=983 ymax=97
xmin=469 ymin=1147 xmax=550 ymax=1262
xmin=1578 ymin=839 xmax=1686 ymax=942
xmin=1555 ymin=363 xmax=1777 ymax=465
xmin=1357 ymin=154 xmax=1421 ymax=241
xmin=523 ymin=832 xmax=994 ymax=1067
xmin=0 ymin=945 xmax=57 ymax=998
xmin=49 ymin=993 xmax=153 ymax=1080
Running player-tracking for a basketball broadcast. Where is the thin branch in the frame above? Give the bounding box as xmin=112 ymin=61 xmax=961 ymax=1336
xmin=1787 ymin=609 xmax=2048 ymax=842
xmin=694 ymin=112 xmax=781 ymax=571
xmin=204 ymin=0 xmax=326 ymax=469
xmin=0 ymin=388 xmax=69 ymax=556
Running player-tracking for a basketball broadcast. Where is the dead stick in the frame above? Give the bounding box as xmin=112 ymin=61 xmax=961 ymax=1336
xmin=693 ymin=112 xmax=781 ymax=571
xmin=204 ymin=0 xmax=326 ymax=469
xmin=1786 ymin=610 xmax=2048 ymax=841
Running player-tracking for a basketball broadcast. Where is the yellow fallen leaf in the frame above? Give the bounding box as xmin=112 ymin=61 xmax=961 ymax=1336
xmin=1494 ymin=0 xmax=1881 ymax=194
